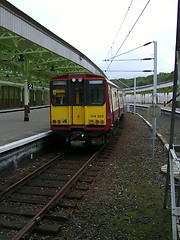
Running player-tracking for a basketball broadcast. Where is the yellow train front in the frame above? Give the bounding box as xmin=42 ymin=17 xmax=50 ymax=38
xmin=50 ymin=73 xmax=124 ymax=146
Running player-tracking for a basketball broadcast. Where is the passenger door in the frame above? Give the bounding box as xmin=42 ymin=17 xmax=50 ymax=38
xmin=70 ymin=81 xmax=85 ymax=125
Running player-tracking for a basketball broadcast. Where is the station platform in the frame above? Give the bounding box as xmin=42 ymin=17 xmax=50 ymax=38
xmin=1 ymin=104 xmax=179 ymax=153
xmin=0 ymin=107 xmax=51 ymax=149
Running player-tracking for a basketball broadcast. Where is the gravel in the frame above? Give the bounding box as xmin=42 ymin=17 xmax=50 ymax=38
xmin=132 ymin=106 xmax=180 ymax=145
xmin=0 ymin=112 xmax=172 ymax=239
xmin=60 ymin=112 xmax=172 ymax=240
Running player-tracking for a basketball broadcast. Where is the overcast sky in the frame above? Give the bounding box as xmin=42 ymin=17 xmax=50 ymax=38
xmin=8 ymin=0 xmax=178 ymax=80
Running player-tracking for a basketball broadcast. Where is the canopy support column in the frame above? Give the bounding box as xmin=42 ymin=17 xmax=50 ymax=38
xmin=24 ymin=77 xmax=29 ymax=121
xmin=23 ymin=57 xmax=30 ymax=121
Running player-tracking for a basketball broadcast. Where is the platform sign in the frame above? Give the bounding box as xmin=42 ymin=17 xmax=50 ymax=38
xmin=28 ymin=83 xmax=34 ymax=90
xmin=147 ymin=104 xmax=161 ymax=117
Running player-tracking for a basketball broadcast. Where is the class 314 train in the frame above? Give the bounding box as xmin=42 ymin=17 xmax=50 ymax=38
xmin=50 ymin=73 xmax=125 ymax=147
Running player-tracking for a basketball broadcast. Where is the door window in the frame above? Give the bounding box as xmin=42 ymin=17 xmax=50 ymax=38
xmin=73 ymin=87 xmax=83 ymax=105
xmin=71 ymin=80 xmax=84 ymax=106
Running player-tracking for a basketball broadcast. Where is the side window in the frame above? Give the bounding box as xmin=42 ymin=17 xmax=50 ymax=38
xmin=108 ymin=86 xmax=113 ymax=112
xmin=115 ymin=91 xmax=118 ymax=108
xmin=119 ymin=93 xmax=121 ymax=108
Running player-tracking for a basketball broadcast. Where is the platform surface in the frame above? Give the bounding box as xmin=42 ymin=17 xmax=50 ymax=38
xmin=0 ymin=107 xmax=50 ymax=146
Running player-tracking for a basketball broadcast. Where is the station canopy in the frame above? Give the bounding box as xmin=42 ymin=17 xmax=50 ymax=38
xmin=0 ymin=0 xmax=105 ymax=89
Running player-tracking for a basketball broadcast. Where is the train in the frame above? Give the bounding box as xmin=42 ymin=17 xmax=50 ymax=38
xmin=50 ymin=73 xmax=125 ymax=146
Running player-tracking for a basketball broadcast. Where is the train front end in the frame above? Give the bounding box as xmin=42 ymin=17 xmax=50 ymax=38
xmin=50 ymin=73 xmax=109 ymax=146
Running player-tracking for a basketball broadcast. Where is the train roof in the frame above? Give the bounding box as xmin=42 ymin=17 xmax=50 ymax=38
xmin=106 ymin=78 xmax=121 ymax=90
xmin=51 ymin=73 xmax=122 ymax=91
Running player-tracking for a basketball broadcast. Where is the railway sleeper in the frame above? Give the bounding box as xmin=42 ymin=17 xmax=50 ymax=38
xmin=39 ymin=175 xmax=72 ymax=181
xmin=0 ymin=220 xmax=61 ymax=236
xmin=79 ymin=178 xmax=92 ymax=183
xmin=64 ymin=193 xmax=83 ymax=200
xmin=95 ymin=162 xmax=105 ymax=167
xmin=17 ymin=189 xmax=57 ymax=196
xmin=27 ymin=181 xmax=64 ymax=188
xmin=58 ymin=201 xmax=78 ymax=209
xmin=46 ymin=169 xmax=76 ymax=175
xmin=9 ymin=196 xmax=47 ymax=205
xmin=0 ymin=207 xmax=72 ymax=221
xmin=89 ymin=166 xmax=100 ymax=171
xmin=95 ymin=157 xmax=108 ymax=162
xmin=10 ymin=192 xmax=83 ymax=204
xmin=18 ymin=186 xmax=88 ymax=195
xmin=99 ymin=153 xmax=110 ymax=158
xmin=75 ymin=185 xmax=89 ymax=191
xmin=85 ymin=172 xmax=97 ymax=177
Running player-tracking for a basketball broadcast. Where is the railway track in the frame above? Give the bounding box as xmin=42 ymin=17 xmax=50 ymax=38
xmin=0 ymin=125 xmax=122 ymax=239
xmin=130 ymin=104 xmax=180 ymax=145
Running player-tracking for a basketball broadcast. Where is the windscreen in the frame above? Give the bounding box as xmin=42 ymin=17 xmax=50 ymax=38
xmin=51 ymin=80 xmax=67 ymax=105
xmin=87 ymin=79 xmax=105 ymax=105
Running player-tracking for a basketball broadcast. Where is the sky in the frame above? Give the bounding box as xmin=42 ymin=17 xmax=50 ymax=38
xmin=7 ymin=0 xmax=178 ymax=80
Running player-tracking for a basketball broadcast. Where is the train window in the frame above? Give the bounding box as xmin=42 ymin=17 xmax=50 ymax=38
xmin=87 ymin=79 xmax=105 ymax=105
xmin=74 ymin=87 xmax=83 ymax=105
xmin=53 ymin=81 xmax=66 ymax=86
xmin=91 ymin=88 xmax=104 ymax=104
xmin=52 ymin=89 xmax=66 ymax=105
xmin=89 ymin=80 xmax=103 ymax=84
xmin=51 ymin=79 xmax=68 ymax=106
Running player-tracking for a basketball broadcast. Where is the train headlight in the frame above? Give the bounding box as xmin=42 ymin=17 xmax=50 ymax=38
xmin=72 ymin=78 xmax=76 ymax=82
xmin=78 ymin=78 xmax=82 ymax=82
xmin=89 ymin=119 xmax=94 ymax=124
xmin=53 ymin=120 xmax=56 ymax=124
xmin=57 ymin=120 xmax=61 ymax=124
xmin=100 ymin=119 xmax=104 ymax=124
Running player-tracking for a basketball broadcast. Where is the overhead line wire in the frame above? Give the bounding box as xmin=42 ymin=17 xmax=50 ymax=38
xmin=105 ymin=0 xmax=151 ymax=72
xmin=112 ymin=0 xmax=151 ymax=60
xmin=106 ymin=41 xmax=152 ymax=61
xmin=105 ymin=0 xmax=134 ymax=60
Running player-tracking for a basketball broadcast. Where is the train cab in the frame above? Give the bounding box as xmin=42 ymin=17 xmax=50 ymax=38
xmin=50 ymin=73 xmax=124 ymax=146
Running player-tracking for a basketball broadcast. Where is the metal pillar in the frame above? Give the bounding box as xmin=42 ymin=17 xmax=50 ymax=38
xmin=42 ymin=89 xmax=44 ymax=105
xmin=164 ymin=1 xmax=180 ymax=238
xmin=152 ymin=41 xmax=157 ymax=160
xmin=34 ymin=90 xmax=36 ymax=106
xmin=23 ymin=58 xmax=30 ymax=121
xmin=24 ymin=77 xmax=29 ymax=121
xmin=134 ymin=77 xmax=136 ymax=114
xmin=20 ymin=88 xmax=23 ymax=107
xmin=177 ymin=51 xmax=180 ymax=107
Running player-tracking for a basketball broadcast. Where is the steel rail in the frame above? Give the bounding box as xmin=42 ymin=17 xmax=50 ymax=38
xmin=0 ymin=152 xmax=65 ymax=201
xmin=11 ymin=149 xmax=100 ymax=240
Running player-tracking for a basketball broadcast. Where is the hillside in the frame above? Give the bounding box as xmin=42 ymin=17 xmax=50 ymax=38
xmin=111 ymin=71 xmax=174 ymax=89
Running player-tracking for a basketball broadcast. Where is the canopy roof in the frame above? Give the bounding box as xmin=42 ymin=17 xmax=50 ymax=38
xmin=0 ymin=0 xmax=105 ymax=88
